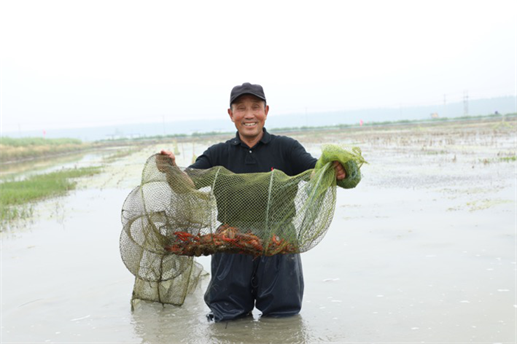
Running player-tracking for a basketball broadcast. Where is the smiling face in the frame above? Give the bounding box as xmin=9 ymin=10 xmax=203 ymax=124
xmin=228 ymin=94 xmax=269 ymax=147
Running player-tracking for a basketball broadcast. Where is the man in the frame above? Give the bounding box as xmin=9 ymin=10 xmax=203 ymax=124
xmin=160 ymin=82 xmax=350 ymax=322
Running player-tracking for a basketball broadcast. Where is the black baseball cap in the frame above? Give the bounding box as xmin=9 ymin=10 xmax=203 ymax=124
xmin=230 ymin=82 xmax=266 ymax=106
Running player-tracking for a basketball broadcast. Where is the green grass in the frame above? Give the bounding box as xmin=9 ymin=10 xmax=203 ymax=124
xmin=479 ymin=156 xmax=516 ymax=164
xmin=423 ymin=150 xmax=448 ymax=155
xmin=498 ymin=156 xmax=516 ymax=162
xmin=0 ymin=166 xmax=102 ymax=226
xmin=0 ymin=137 xmax=83 ymax=147
xmin=102 ymin=148 xmax=139 ymax=163
xmin=0 ymin=137 xmax=90 ymax=163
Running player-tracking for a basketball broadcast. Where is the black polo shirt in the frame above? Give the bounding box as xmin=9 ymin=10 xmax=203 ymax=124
xmin=189 ymin=128 xmax=317 ymax=176
xmin=188 ymin=128 xmax=316 ymax=227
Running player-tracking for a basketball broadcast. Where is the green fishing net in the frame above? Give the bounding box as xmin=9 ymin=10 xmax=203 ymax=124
xmin=120 ymin=144 xmax=365 ymax=306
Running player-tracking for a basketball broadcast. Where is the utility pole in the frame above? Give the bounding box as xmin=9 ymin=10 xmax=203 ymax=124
xmin=463 ymin=90 xmax=469 ymax=116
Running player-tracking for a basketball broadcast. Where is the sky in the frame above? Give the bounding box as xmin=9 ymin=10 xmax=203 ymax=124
xmin=1 ymin=0 xmax=515 ymax=134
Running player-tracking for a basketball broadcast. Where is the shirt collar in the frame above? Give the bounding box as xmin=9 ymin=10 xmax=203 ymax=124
xmin=231 ymin=128 xmax=271 ymax=147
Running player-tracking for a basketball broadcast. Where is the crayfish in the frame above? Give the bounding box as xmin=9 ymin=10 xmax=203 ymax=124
xmin=164 ymin=224 xmax=298 ymax=257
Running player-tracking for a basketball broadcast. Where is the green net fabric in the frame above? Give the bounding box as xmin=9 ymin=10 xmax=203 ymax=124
xmin=120 ymin=144 xmax=365 ymax=305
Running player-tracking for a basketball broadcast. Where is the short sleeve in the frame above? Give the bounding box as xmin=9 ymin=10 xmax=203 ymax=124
xmin=288 ymin=139 xmax=318 ymax=175
xmin=189 ymin=149 xmax=213 ymax=169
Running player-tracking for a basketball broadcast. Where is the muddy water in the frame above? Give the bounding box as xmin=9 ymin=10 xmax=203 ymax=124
xmin=1 ymin=126 xmax=516 ymax=343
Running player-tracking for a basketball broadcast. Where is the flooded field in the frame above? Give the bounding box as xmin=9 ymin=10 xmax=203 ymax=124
xmin=1 ymin=118 xmax=516 ymax=343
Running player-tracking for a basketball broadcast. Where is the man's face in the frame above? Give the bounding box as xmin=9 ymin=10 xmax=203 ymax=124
xmin=228 ymin=94 xmax=269 ymax=143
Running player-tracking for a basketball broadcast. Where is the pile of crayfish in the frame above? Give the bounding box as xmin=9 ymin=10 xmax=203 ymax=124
xmin=164 ymin=224 xmax=298 ymax=257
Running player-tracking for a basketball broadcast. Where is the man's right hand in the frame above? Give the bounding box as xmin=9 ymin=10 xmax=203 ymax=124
xmin=157 ymin=150 xmax=177 ymax=172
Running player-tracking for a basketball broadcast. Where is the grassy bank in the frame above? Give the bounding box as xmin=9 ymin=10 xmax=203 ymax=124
xmin=0 ymin=166 xmax=102 ymax=228
xmin=271 ymin=112 xmax=517 ymax=133
xmin=0 ymin=137 xmax=91 ymax=163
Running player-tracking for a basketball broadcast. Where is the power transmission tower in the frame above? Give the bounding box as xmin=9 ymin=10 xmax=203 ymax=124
xmin=463 ymin=90 xmax=469 ymax=116
xmin=443 ymin=94 xmax=447 ymax=117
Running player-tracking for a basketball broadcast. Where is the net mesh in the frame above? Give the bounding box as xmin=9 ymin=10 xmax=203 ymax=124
xmin=120 ymin=144 xmax=365 ymax=305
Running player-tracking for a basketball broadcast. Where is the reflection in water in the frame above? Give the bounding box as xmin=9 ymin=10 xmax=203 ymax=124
xmin=130 ymin=279 xmax=312 ymax=344
xmin=207 ymin=314 xmax=311 ymax=344
xmin=0 ymin=145 xmax=128 ymax=181
xmin=0 ymin=151 xmax=108 ymax=180
xmin=0 ymin=153 xmax=83 ymax=179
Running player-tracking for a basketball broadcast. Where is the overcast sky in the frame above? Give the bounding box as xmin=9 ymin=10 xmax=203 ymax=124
xmin=1 ymin=0 xmax=515 ymax=134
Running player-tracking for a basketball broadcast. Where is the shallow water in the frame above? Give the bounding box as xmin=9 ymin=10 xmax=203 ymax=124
xmin=0 ymin=148 xmax=118 ymax=182
xmin=1 ymin=130 xmax=516 ymax=343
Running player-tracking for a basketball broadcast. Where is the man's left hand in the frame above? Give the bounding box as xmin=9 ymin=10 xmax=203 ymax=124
xmin=333 ymin=161 xmax=346 ymax=180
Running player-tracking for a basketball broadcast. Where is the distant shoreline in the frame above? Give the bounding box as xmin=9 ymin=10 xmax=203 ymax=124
xmin=1 ymin=112 xmax=515 ymax=164
xmin=95 ymin=112 xmax=517 ymax=143
xmin=3 ymin=95 xmax=515 ymax=141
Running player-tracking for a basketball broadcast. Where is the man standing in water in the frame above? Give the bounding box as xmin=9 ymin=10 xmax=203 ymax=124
xmin=159 ymin=82 xmax=352 ymax=322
